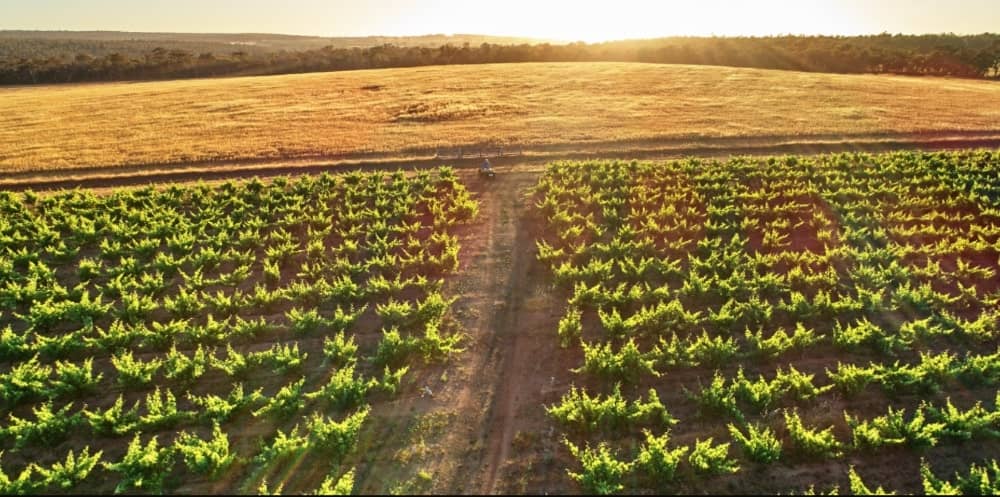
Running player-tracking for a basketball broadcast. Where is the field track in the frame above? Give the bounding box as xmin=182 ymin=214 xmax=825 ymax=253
xmin=2 ymin=131 xmax=1000 ymax=191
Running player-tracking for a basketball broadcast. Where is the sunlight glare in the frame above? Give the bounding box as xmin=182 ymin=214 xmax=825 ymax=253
xmin=409 ymin=0 xmax=867 ymax=42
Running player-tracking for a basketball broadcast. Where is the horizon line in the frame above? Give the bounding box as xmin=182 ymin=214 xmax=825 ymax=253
xmin=1 ymin=28 xmax=998 ymax=43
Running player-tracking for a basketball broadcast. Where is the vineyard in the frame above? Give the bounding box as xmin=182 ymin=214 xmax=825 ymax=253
xmin=3 ymin=148 xmax=1000 ymax=494
xmin=0 ymin=168 xmax=478 ymax=494
xmin=531 ymin=150 xmax=1000 ymax=494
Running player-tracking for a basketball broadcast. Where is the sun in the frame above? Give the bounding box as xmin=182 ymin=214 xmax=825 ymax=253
xmin=461 ymin=0 xmax=864 ymax=42
xmin=480 ymin=1 xmax=734 ymax=42
xmin=512 ymin=2 xmax=690 ymax=42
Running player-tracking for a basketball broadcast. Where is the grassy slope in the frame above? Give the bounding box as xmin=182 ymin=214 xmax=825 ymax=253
xmin=2 ymin=62 xmax=1000 ymax=172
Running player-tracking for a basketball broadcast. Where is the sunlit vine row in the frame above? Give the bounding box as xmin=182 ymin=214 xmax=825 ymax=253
xmin=532 ymin=150 xmax=1000 ymax=494
xmin=0 ymin=167 xmax=477 ymax=494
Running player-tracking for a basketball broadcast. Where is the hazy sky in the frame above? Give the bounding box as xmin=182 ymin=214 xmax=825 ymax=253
xmin=2 ymin=0 xmax=998 ymax=41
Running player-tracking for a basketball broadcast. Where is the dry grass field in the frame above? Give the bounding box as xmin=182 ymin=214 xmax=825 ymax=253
xmin=2 ymin=61 xmax=1000 ymax=173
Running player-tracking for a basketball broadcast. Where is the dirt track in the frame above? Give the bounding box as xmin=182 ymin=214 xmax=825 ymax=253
xmin=439 ymin=167 xmax=579 ymax=494
xmin=475 ymin=169 xmax=541 ymax=494
xmin=2 ymin=131 xmax=1000 ymax=192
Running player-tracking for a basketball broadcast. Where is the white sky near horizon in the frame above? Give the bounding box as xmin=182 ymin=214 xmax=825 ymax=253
xmin=2 ymin=0 xmax=998 ymax=42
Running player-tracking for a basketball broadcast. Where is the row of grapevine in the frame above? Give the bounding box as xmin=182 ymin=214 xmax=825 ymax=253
xmin=531 ymin=150 xmax=1000 ymax=493
xmin=0 ymin=167 xmax=478 ymax=494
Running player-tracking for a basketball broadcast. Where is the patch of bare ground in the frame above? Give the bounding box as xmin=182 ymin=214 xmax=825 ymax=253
xmin=468 ymin=169 xmax=580 ymax=495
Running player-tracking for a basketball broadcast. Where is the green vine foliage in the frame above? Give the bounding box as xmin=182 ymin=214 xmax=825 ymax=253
xmin=104 ymin=434 xmax=175 ymax=494
xmin=563 ymin=439 xmax=634 ymax=495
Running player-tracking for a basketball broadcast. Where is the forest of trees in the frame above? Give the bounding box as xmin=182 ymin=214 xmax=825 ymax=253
xmin=0 ymin=31 xmax=549 ymax=59
xmin=1 ymin=33 xmax=998 ymax=85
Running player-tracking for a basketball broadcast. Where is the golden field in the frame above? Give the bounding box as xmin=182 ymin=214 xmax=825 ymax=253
xmin=1 ymin=61 xmax=999 ymax=172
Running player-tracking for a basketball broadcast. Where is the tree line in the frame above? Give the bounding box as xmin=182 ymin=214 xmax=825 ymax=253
xmin=1 ymin=33 xmax=998 ymax=85
xmin=0 ymin=32 xmax=547 ymax=59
